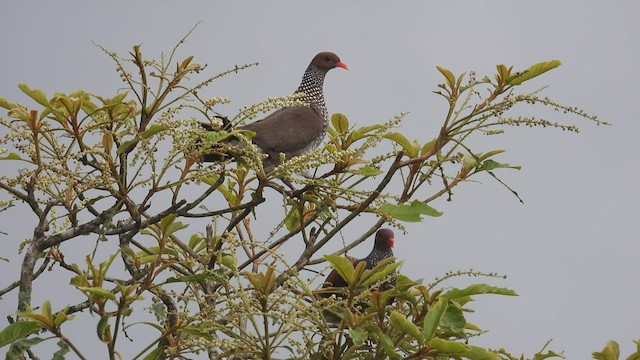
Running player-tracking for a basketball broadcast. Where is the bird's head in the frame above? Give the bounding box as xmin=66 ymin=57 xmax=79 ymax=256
xmin=313 ymin=52 xmax=349 ymax=71
xmin=374 ymin=228 xmax=395 ymax=250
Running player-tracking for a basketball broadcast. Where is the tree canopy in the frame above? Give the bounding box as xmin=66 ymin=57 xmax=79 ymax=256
xmin=1 ymin=32 xmax=632 ymax=360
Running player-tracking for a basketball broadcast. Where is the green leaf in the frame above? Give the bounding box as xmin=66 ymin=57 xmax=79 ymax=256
xmin=428 ymin=338 xmax=470 ymax=353
xmin=423 ymin=297 xmax=447 ymax=340
xmin=0 ymin=321 xmax=42 ymax=348
xmin=436 ymin=66 xmax=456 ymax=89
xmin=442 ymin=305 xmax=466 ymax=329
xmin=0 ymin=97 xmax=16 ymax=110
xmin=442 ymin=284 xmax=518 ymax=301
xmin=204 ymin=130 xmax=235 ymax=144
xmin=324 ymin=255 xmax=354 ymax=285
xmin=52 ymin=340 xmax=70 ymax=360
xmin=116 ymin=138 xmax=138 ymax=155
xmin=533 ymin=349 xmax=565 ymax=360
xmin=351 ymin=124 xmax=384 ymax=141
xmin=18 ymin=84 xmax=49 ymax=107
xmin=593 ymin=340 xmax=621 ymax=360
xmin=143 ymin=347 xmax=165 ymax=360
xmin=97 ymin=316 xmax=110 ymax=342
xmin=379 ymin=200 xmax=442 ymax=222
xmin=166 ymin=271 xmax=223 ymax=284
xmin=377 ymin=331 xmax=402 ymax=360
xmin=462 ymin=345 xmax=501 ymax=360
xmin=159 ymin=214 xmax=188 ymax=237
xmin=331 ymin=113 xmax=349 ymax=133
xmin=360 ymin=259 xmax=401 ymax=288
xmin=76 ymin=286 xmax=117 ymax=301
xmin=0 ymin=152 xmax=23 ymax=161
xmin=349 ymin=327 xmax=368 ymax=346
xmin=139 ymin=124 xmax=168 ymax=140
xmin=506 ymin=60 xmax=561 ymax=86
xmin=478 ymin=159 xmax=521 ymax=171
xmin=478 ymin=149 xmax=506 ymax=161
xmin=351 ymin=165 xmax=383 ymax=177
xmin=384 ymin=132 xmax=418 ymax=157
xmin=6 ymin=337 xmax=46 ymax=360
xmin=420 ymin=139 xmax=437 ymax=156
xmin=389 ymin=311 xmax=425 ymax=345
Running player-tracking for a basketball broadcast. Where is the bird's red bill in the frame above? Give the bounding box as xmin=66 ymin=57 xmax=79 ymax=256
xmin=336 ymin=62 xmax=349 ymax=70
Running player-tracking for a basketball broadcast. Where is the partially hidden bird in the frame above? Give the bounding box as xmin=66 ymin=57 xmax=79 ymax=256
xmin=319 ymin=228 xmax=396 ymax=298
xmin=202 ymin=52 xmax=348 ymax=169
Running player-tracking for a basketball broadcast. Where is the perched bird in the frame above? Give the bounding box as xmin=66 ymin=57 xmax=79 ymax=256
xmin=320 ymin=228 xmax=396 ymax=297
xmin=203 ymin=52 xmax=348 ymax=169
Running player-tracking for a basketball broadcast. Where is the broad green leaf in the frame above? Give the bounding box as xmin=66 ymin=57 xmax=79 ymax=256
xmin=533 ymin=349 xmax=565 ymax=360
xmin=111 ymin=91 xmax=129 ymax=104
xmin=351 ymin=124 xmax=384 ymax=141
xmin=143 ymin=347 xmax=164 ymax=360
xmin=462 ymin=345 xmax=501 ymax=360
xmin=204 ymin=130 xmax=235 ymax=144
xmin=436 ymin=66 xmax=456 ymax=89
xmin=0 ymin=321 xmax=42 ymax=348
xmin=166 ymin=271 xmax=223 ymax=284
xmin=324 ymin=255 xmax=354 ymax=285
xmin=423 ymin=297 xmax=447 ymax=340
xmin=53 ymin=307 xmax=71 ymax=327
xmin=0 ymin=97 xmax=16 ymax=109
xmin=139 ymin=124 xmax=168 ymax=139
xmin=201 ymin=174 xmax=221 ymax=187
xmin=18 ymin=84 xmax=49 ymax=107
xmin=6 ymin=337 xmax=45 ymax=360
xmin=76 ymin=286 xmax=117 ymax=301
xmin=383 ymin=132 xmax=419 ymax=158
xmin=138 ymin=254 xmax=160 ymax=264
xmin=428 ymin=338 xmax=470 ymax=353
xmin=377 ymin=331 xmax=402 ymax=360
xmin=41 ymin=301 xmax=52 ymax=320
xmin=442 ymin=284 xmax=517 ymax=301
xmin=360 ymin=259 xmax=401 ymax=288
xmin=421 ymin=139 xmax=437 ymax=156
xmin=97 ymin=316 xmax=110 ymax=342
xmin=351 ymin=165 xmax=383 ymax=177
xmin=442 ymin=305 xmax=466 ymax=329
xmin=379 ymin=200 xmax=442 ymax=222
xmin=180 ymin=326 xmax=217 ymax=341
xmin=219 ymin=254 xmax=236 ymax=270
xmin=506 ymin=60 xmax=561 ymax=86
xmin=160 ymin=215 xmax=188 ymax=237
xmin=0 ymin=153 xmax=23 ymax=161
xmin=52 ymin=341 xmax=70 ymax=360
xmin=349 ymin=327 xmax=368 ymax=346
xmin=462 ymin=154 xmax=479 ymax=169
xmin=160 ymin=213 xmax=178 ymax=235
xmin=116 ymin=138 xmax=138 ymax=155
xmin=284 ymin=207 xmax=302 ymax=232
xmin=390 ymin=311 xmax=425 ymax=345
xmin=478 ymin=159 xmax=521 ymax=171
xmin=331 ymin=113 xmax=349 ymax=133
xmin=593 ymin=340 xmax=621 ymax=360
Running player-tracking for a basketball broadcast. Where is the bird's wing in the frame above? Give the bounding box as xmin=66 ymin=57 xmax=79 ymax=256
xmin=241 ymin=106 xmax=325 ymax=155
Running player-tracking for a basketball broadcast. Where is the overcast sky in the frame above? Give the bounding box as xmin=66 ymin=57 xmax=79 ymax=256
xmin=1 ymin=1 xmax=639 ymax=359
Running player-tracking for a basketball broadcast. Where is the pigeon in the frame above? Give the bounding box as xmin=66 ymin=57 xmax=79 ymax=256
xmin=203 ymin=52 xmax=348 ymax=170
xmin=320 ymin=228 xmax=396 ymax=297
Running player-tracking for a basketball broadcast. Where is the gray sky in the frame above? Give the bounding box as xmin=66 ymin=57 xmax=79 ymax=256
xmin=1 ymin=1 xmax=639 ymax=359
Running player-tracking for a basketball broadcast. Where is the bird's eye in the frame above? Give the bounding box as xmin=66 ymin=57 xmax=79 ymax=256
xmin=325 ymin=56 xmax=332 ymax=62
